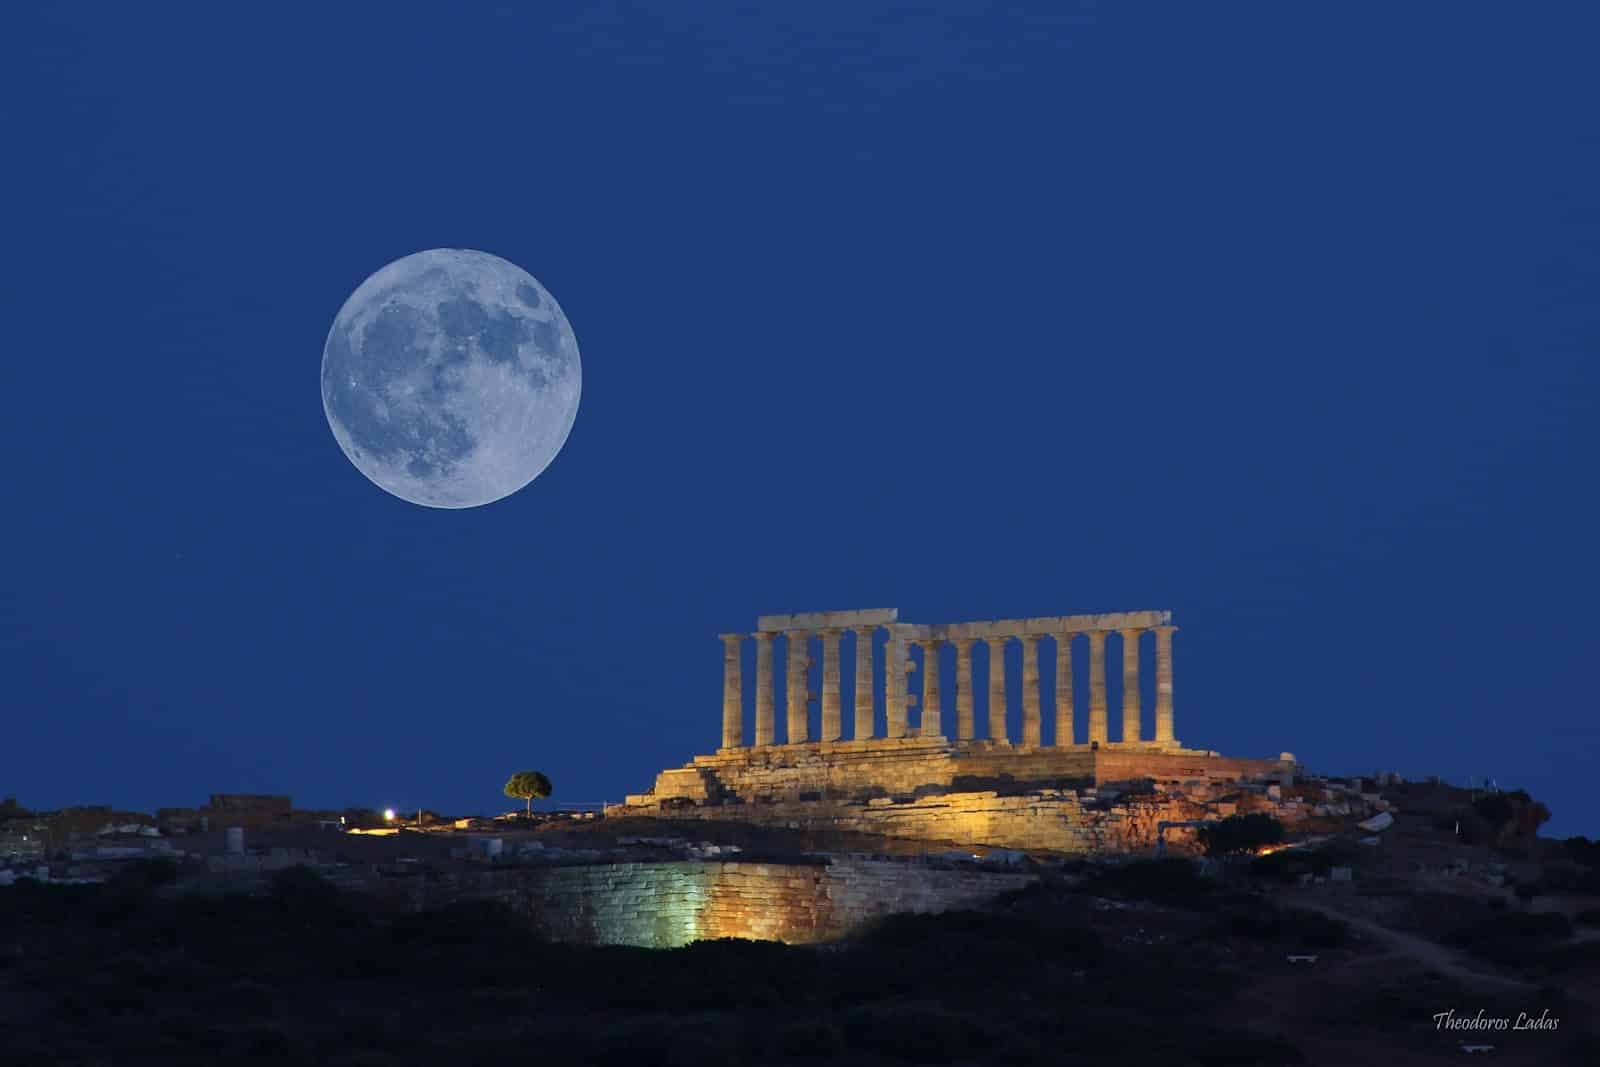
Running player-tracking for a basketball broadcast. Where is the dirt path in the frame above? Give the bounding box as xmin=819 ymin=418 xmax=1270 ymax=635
xmin=1291 ymin=894 xmax=1535 ymax=993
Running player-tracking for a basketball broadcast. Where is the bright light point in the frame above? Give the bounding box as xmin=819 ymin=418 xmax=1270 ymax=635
xmin=383 ymin=808 xmax=396 ymax=822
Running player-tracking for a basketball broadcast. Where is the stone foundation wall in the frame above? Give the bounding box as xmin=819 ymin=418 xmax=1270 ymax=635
xmin=639 ymin=788 xmax=1218 ymax=854
xmin=645 ymin=740 xmax=1287 ymax=807
xmin=678 ymin=738 xmax=966 ymax=803
xmin=618 ymin=741 xmax=1292 ymax=854
xmin=1090 ymin=751 xmax=1293 ymax=785
xmin=390 ymin=859 xmax=1036 ymax=948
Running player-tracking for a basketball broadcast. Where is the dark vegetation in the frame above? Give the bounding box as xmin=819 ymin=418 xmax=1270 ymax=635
xmin=3 ymin=858 xmax=1595 ymax=1065
xmin=0 ymin=796 xmax=32 ymax=818
xmin=1433 ymin=789 xmax=1552 ymax=847
xmin=1247 ymin=847 xmax=1334 ymax=884
xmin=1511 ymin=835 xmax=1600 ymax=897
xmin=1080 ymin=856 xmax=1214 ymax=905
xmin=1199 ymin=813 xmax=1284 ymax=857
xmin=0 ymin=863 xmax=1281 ymax=1067
xmin=502 ymin=769 xmax=554 ymax=818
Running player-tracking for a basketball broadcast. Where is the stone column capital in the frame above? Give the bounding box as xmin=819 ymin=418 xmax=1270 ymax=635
xmin=753 ymin=630 xmax=776 ymax=642
xmin=1153 ymin=624 xmax=1179 ymax=636
xmin=1119 ymin=627 xmax=1145 ymax=638
xmin=718 ymin=632 xmax=745 ymax=645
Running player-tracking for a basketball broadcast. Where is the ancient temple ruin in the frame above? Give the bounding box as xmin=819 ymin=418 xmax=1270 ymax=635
xmin=716 ymin=607 xmax=1180 ymax=751
xmin=613 ymin=608 xmax=1294 ymax=854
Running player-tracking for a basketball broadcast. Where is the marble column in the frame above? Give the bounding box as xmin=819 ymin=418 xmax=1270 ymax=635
xmin=754 ymin=632 xmax=775 ymax=746
xmin=1087 ymin=630 xmax=1108 ymax=745
xmin=921 ymin=639 xmax=943 ymax=738
xmin=1054 ymin=632 xmax=1074 ymax=746
xmin=1121 ymin=628 xmax=1143 ymax=744
xmin=786 ymin=631 xmax=810 ymax=744
xmin=885 ymin=632 xmax=909 ymax=739
xmin=820 ymin=630 xmax=842 ymax=742
xmin=719 ymin=633 xmax=743 ymax=749
xmin=1154 ymin=625 xmax=1177 ymax=744
xmin=1019 ymin=636 xmax=1042 ymax=746
xmin=988 ymin=637 xmax=1009 ymax=744
xmin=853 ymin=626 xmax=875 ymax=740
xmin=954 ymin=638 xmax=976 ymax=741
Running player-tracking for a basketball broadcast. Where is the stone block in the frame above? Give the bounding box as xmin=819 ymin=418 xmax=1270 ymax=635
xmin=757 ymin=609 xmax=899 ymax=632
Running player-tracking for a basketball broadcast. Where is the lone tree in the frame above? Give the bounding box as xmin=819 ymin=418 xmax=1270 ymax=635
xmin=503 ymin=770 xmax=553 ymax=818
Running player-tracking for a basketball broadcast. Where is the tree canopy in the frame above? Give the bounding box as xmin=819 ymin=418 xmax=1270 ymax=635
xmin=503 ymin=770 xmax=553 ymax=817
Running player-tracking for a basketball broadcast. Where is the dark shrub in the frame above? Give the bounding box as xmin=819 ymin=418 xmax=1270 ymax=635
xmin=1561 ymin=836 xmax=1600 ymax=868
xmin=1452 ymin=911 xmax=1573 ymax=942
xmin=858 ymin=909 xmax=1103 ymax=964
xmin=1449 ymin=911 xmax=1573 ymax=968
xmin=1282 ymin=908 xmax=1348 ymax=948
xmin=107 ymin=857 xmax=178 ymax=892
xmin=1472 ymin=789 xmax=1552 ymax=843
xmin=1248 ymin=848 xmax=1332 ymax=883
xmin=0 ymin=880 xmax=103 ymax=928
xmin=1085 ymin=858 xmax=1212 ymax=906
xmin=1200 ymin=814 xmax=1285 ymax=857
xmin=1437 ymin=806 xmax=1492 ymax=844
xmin=1534 ymin=862 xmax=1600 ymax=896
xmin=1222 ymin=905 xmax=1346 ymax=948
xmin=774 ymin=1016 xmax=844 ymax=1058
xmin=1193 ymin=1031 xmax=1306 ymax=1065
xmin=1543 ymin=941 xmax=1600 ymax=974
xmin=1344 ymin=974 xmax=1470 ymax=1024
xmin=840 ymin=1001 xmax=998 ymax=1062
xmin=664 ymin=937 xmax=816 ymax=1011
xmin=268 ymin=864 xmax=342 ymax=908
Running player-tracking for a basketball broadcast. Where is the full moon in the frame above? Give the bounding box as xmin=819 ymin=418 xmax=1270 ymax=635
xmin=320 ymin=248 xmax=581 ymax=508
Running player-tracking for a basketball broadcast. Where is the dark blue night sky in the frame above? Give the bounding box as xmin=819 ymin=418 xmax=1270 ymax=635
xmin=5 ymin=4 xmax=1597 ymax=834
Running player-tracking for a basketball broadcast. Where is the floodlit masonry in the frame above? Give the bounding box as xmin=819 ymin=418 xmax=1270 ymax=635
xmin=615 ymin=608 xmax=1294 ymax=853
xmin=717 ymin=608 xmax=1179 ymax=749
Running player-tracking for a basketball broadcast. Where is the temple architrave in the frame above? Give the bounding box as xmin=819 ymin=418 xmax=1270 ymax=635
xmin=614 ymin=608 xmax=1295 ymax=854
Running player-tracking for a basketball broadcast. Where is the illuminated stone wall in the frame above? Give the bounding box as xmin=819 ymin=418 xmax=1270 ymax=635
xmin=616 ymin=743 xmax=1292 ymax=854
xmin=632 ymin=787 xmax=1227 ymax=854
xmin=445 ymin=859 xmax=1036 ymax=948
xmin=637 ymin=742 xmax=1288 ymax=807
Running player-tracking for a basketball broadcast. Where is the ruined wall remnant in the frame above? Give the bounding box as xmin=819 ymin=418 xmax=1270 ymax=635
xmin=393 ymin=859 xmax=1036 ymax=948
xmin=615 ymin=741 xmax=1292 ymax=855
